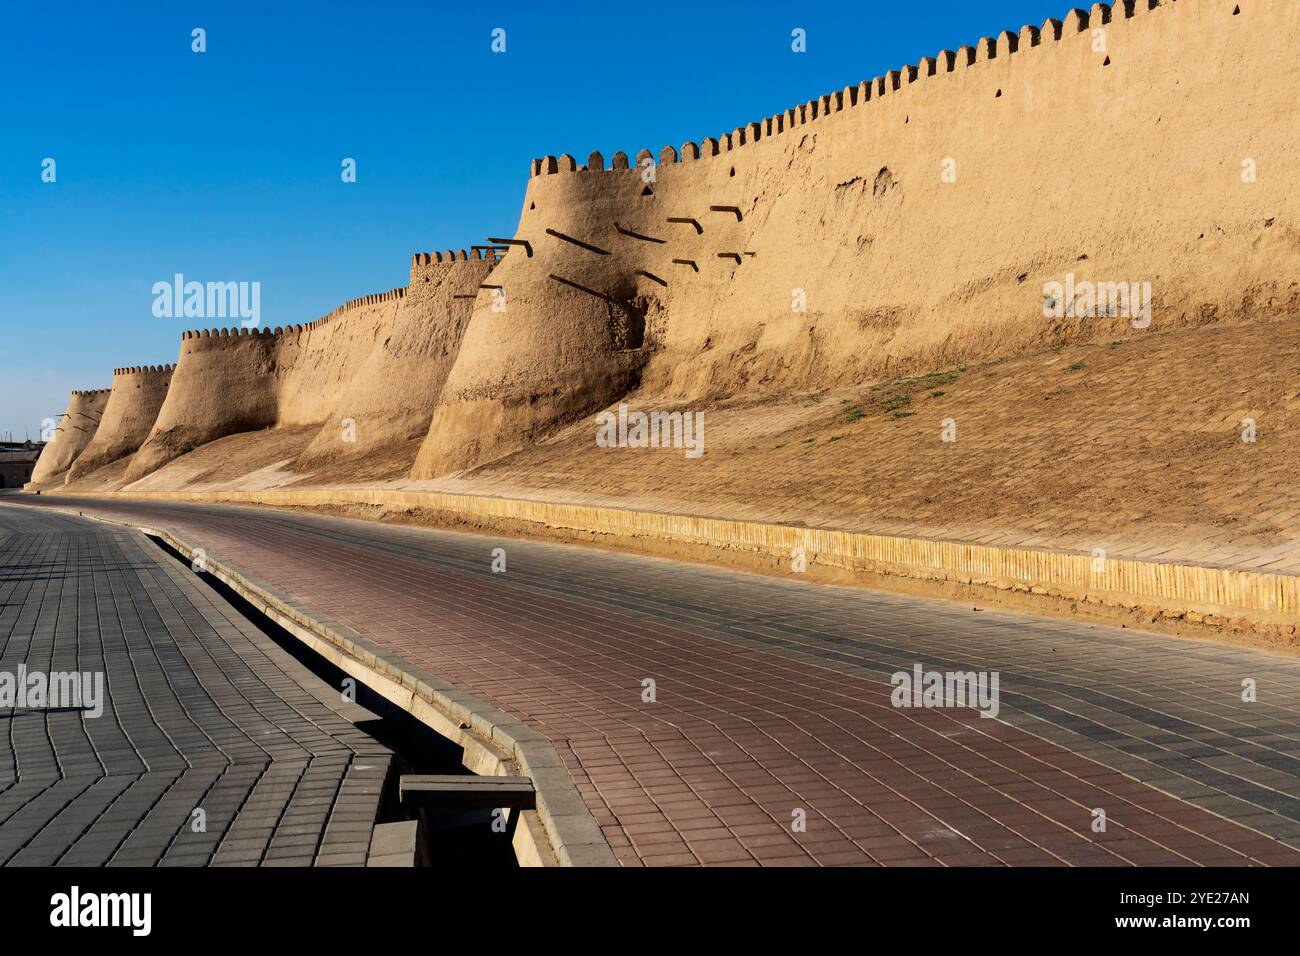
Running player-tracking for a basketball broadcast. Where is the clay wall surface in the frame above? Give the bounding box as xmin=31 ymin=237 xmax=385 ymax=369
xmin=124 ymin=253 xmax=497 ymax=482
xmin=416 ymin=0 xmax=1299 ymax=475
xmin=67 ymin=365 xmax=175 ymax=481
xmin=30 ymin=388 xmax=111 ymax=483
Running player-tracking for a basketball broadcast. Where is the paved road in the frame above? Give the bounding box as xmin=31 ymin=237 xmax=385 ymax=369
xmin=9 ymin=494 xmax=1300 ymax=867
xmin=0 ymin=501 xmax=392 ymax=866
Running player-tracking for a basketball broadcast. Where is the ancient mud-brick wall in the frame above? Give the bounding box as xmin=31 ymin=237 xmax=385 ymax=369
xmin=30 ymin=388 xmax=111 ymax=483
xmin=124 ymin=251 xmax=498 ymax=481
xmin=125 ymin=327 xmax=282 ymax=482
xmin=414 ymin=0 xmax=1300 ymax=476
xmin=67 ymin=364 xmax=176 ymax=481
xmin=295 ymin=250 xmax=496 ymax=471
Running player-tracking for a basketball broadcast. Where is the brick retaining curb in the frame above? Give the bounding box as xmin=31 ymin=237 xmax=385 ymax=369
xmin=45 ymin=487 xmax=1300 ymax=630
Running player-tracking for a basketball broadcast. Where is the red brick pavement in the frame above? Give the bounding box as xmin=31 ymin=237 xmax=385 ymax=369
xmin=21 ymin=498 xmax=1300 ymax=867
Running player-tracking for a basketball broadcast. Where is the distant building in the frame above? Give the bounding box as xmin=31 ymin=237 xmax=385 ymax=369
xmin=0 ymin=441 xmax=45 ymax=489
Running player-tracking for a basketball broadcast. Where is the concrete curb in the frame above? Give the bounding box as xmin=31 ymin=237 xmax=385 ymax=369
xmin=34 ymin=504 xmax=616 ymax=868
xmin=46 ymin=487 xmax=1300 ymax=630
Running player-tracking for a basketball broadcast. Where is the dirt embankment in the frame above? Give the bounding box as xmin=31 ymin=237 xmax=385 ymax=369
xmin=425 ymin=315 xmax=1300 ymax=568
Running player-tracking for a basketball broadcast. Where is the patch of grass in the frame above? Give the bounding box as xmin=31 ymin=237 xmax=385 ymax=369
xmin=920 ymin=369 xmax=961 ymax=387
xmin=802 ymin=438 xmax=816 ymax=444
xmin=845 ymin=405 xmax=865 ymax=422
xmin=892 ymin=411 xmax=915 ymax=419
xmin=1065 ymin=361 xmax=1084 ymax=371
xmin=827 ymin=435 xmax=843 ymax=442
xmin=864 ymin=366 xmax=963 ymax=417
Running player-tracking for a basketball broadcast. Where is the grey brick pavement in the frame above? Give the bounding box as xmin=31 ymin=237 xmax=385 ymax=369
xmin=0 ymin=504 xmax=392 ymax=866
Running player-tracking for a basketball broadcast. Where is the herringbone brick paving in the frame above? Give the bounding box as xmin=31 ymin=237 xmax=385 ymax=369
xmin=12 ymin=496 xmax=1300 ymax=867
xmin=0 ymin=503 xmax=391 ymax=866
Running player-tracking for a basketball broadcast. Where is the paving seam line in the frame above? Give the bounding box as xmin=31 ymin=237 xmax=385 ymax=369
xmin=21 ymin=503 xmax=616 ymax=868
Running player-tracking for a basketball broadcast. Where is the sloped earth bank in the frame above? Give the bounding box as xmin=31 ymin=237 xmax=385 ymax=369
xmin=424 ymin=315 xmax=1300 ymax=571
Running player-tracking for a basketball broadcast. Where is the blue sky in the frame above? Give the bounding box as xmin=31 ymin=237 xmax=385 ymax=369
xmin=0 ymin=0 xmax=1065 ymax=440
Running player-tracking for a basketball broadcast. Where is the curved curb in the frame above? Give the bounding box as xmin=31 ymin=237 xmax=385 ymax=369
xmin=32 ymin=504 xmax=616 ymax=868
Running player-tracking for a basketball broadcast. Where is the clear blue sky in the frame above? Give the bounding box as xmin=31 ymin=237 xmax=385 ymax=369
xmin=0 ymin=0 xmax=1064 ymax=440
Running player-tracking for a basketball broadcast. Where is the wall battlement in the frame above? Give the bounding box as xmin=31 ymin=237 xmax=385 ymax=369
xmin=410 ymin=249 xmax=498 ymax=265
xmin=181 ymin=325 xmax=279 ymax=342
xmin=113 ymin=364 xmax=176 ymax=377
xmin=319 ymin=285 xmax=407 ymax=323
xmin=179 ymin=285 xmax=409 ymax=342
xmin=529 ymin=1 xmax=1170 ymax=177
xmin=70 ymin=388 xmax=111 ymax=397
xmin=409 ymin=248 xmax=501 ymax=285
